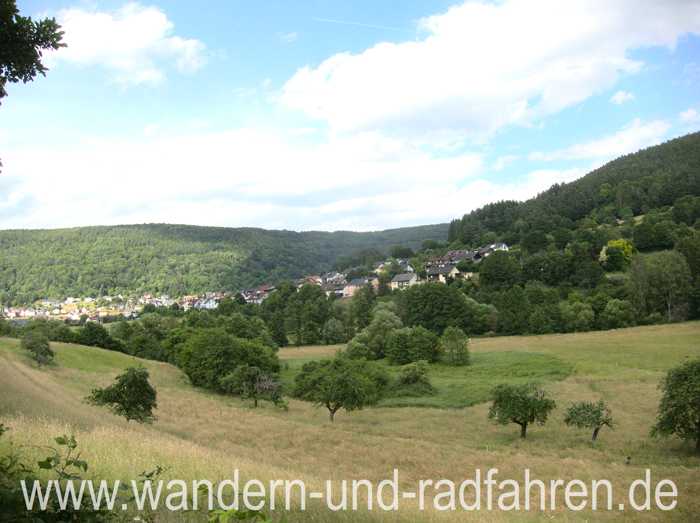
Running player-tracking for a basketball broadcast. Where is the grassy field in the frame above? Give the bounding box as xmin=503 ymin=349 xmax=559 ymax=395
xmin=2 ymin=323 xmax=700 ymax=521
xmin=280 ymin=347 xmax=573 ymax=408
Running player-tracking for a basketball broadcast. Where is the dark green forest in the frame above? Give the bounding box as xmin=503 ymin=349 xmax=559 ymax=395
xmin=448 ymin=132 xmax=700 ymax=246
xmin=0 ymin=223 xmax=446 ymax=304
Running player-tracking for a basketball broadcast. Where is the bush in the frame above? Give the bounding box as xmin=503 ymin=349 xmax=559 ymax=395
xmin=386 ymin=326 xmax=440 ymax=365
xmin=20 ymin=331 xmax=53 ymax=366
xmin=651 ymin=359 xmax=700 ymax=452
xmin=559 ymin=300 xmax=594 ymax=332
xmin=178 ymin=328 xmax=279 ymax=392
xmin=391 ymin=361 xmax=435 ymax=397
xmin=599 ymin=299 xmax=635 ymax=329
xmin=439 ymin=326 xmax=470 ymax=365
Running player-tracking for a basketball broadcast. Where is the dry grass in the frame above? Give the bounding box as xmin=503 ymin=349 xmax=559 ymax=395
xmin=1 ymin=323 xmax=700 ymax=521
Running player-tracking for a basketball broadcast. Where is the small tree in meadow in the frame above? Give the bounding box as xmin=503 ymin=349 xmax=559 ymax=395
xmin=219 ymin=364 xmax=285 ymax=409
xmin=87 ymin=366 xmax=157 ymax=423
xmin=564 ymin=400 xmax=613 ymax=442
xmin=21 ymin=331 xmax=53 ymax=366
xmin=488 ymin=383 xmax=556 ymax=438
xmin=651 ymin=359 xmax=700 ymax=452
xmin=293 ymin=355 xmax=388 ymax=422
xmin=440 ymin=326 xmax=470 ymax=365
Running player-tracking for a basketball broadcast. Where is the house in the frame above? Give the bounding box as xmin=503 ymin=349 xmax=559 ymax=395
xmin=322 ymin=282 xmax=346 ymax=298
xmin=296 ymin=275 xmax=322 ymax=289
xmin=390 ymin=273 xmax=419 ymax=290
xmin=426 ymin=264 xmax=460 ymax=283
xmin=395 ymin=258 xmax=415 ymax=273
xmin=342 ymin=276 xmax=378 ymax=298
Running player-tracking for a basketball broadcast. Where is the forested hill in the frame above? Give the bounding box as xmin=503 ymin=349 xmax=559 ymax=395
xmin=0 ymin=223 xmax=447 ymax=304
xmin=448 ymin=131 xmax=700 ymax=245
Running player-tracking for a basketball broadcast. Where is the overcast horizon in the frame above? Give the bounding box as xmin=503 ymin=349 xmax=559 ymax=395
xmin=1 ymin=0 xmax=700 ymax=232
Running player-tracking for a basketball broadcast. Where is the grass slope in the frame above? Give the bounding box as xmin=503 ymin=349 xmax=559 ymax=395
xmin=2 ymin=323 xmax=700 ymax=521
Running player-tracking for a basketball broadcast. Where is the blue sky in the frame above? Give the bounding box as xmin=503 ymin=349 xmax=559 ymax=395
xmin=1 ymin=0 xmax=699 ymax=231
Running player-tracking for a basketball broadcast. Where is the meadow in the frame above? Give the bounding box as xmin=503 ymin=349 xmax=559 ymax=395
xmin=1 ymin=322 xmax=700 ymax=521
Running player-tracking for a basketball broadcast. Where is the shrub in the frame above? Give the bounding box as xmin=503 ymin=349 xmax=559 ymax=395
xmin=599 ymin=299 xmax=635 ymax=329
xmin=386 ymin=326 xmax=440 ymax=365
xmin=20 ymin=331 xmax=53 ymax=366
xmin=391 ymin=361 xmax=435 ymax=397
xmin=651 ymin=359 xmax=700 ymax=452
xmin=439 ymin=326 xmax=470 ymax=365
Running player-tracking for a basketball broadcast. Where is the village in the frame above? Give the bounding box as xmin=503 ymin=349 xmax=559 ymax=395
xmin=1 ymin=243 xmax=508 ymax=322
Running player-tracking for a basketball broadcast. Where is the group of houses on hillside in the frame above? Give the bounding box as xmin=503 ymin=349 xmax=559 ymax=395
xmin=2 ymin=243 xmax=509 ymax=319
xmin=236 ymin=242 xmax=509 ymax=302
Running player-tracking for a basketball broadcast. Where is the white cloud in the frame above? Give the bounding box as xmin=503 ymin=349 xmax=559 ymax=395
xmin=50 ymin=2 xmax=206 ymax=86
xmin=529 ymin=118 xmax=670 ymax=162
xmin=0 ymin=128 xmax=486 ymax=230
xmin=281 ymin=0 xmax=700 ymax=139
xmin=492 ymin=154 xmax=519 ymax=171
xmin=679 ymin=108 xmax=700 ymax=123
xmin=610 ymin=90 xmax=634 ymax=104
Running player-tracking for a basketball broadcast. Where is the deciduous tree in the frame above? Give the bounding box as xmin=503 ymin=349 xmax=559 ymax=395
xmin=488 ymin=383 xmax=556 ymax=438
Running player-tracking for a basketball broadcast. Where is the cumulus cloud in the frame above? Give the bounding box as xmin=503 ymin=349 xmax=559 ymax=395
xmin=679 ymin=108 xmax=700 ymax=123
xmin=281 ymin=0 xmax=700 ymax=139
xmin=0 ymin=129 xmax=484 ymax=230
xmin=610 ymin=90 xmax=634 ymax=104
xmin=529 ymin=118 xmax=670 ymax=162
xmin=50 ymin=2 xmax=206 ymax=86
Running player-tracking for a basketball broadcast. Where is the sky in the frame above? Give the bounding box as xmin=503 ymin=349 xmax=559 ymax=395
xmin=1 ymin=0 xmax=699 ymax=232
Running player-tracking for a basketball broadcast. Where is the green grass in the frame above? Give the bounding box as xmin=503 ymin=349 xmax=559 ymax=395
xmin=2 ymin=323 xmax=700 ymax=522
xmin=279 ymin=344 xmax=572 ymax=409
xmin=378 ymin=352 xmax=572 ymax=408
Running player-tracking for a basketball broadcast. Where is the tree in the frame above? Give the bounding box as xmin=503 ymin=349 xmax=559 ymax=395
xmin=346 ymin=307 xmax=403 ymax=360
xmin=521 ymin=230 xmax=549 ymax=253
xmin=87 ymin=367 xmax=157 ymax=423
xmin=293 ymin=356 xmax=389 ymax=421
xmin=559 ymin=300 xmax=594 ymax=332
xmin=439 ymin=326 xmax=470 ymax=366
xmin=77 ymin=322 xmax=124 ymax=352
xmin=386 ymin=326 xmax=440 ymax=365
xmin=178 ymin=329 xmax=279 ymax=392
xmin=322 ymin=317 xmax=348 ymax=344
xmin=0 ymin=1 xmax=64 ymax=103
xmin=349 ymin=285 xmax=375 ymax=330
xmin=488 ymin=383 xmax=556 ymax=438
xmin=599 ymin=299 xmax=635 ymax=329
xmin=20 ymin=331 xmax=53 ymax=366
xmin=564 ymin=400 xmax=613 ymax=442
xmin=479 ymin=251 xmax=521 ymax=289
xmin=652 ymin=359 xmax=700 ymax=452
xmin=219 ymin=364 xmax=283 ymax=408
xmin=398 ymin=283 xmax=474 ymax=334
xmin=629 ymin=251 xmax=692 ymax=322
xmin=390 ymin=245 xmax=414 ymax=259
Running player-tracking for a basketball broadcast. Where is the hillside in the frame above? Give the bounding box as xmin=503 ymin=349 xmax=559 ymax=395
xmin=449 ymin=131 xmax=700 ymax=245
xmin=2 ymin=324 xmax=699 ymax=521
xmin=0 ymin=223 xmax=446 ymax=304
